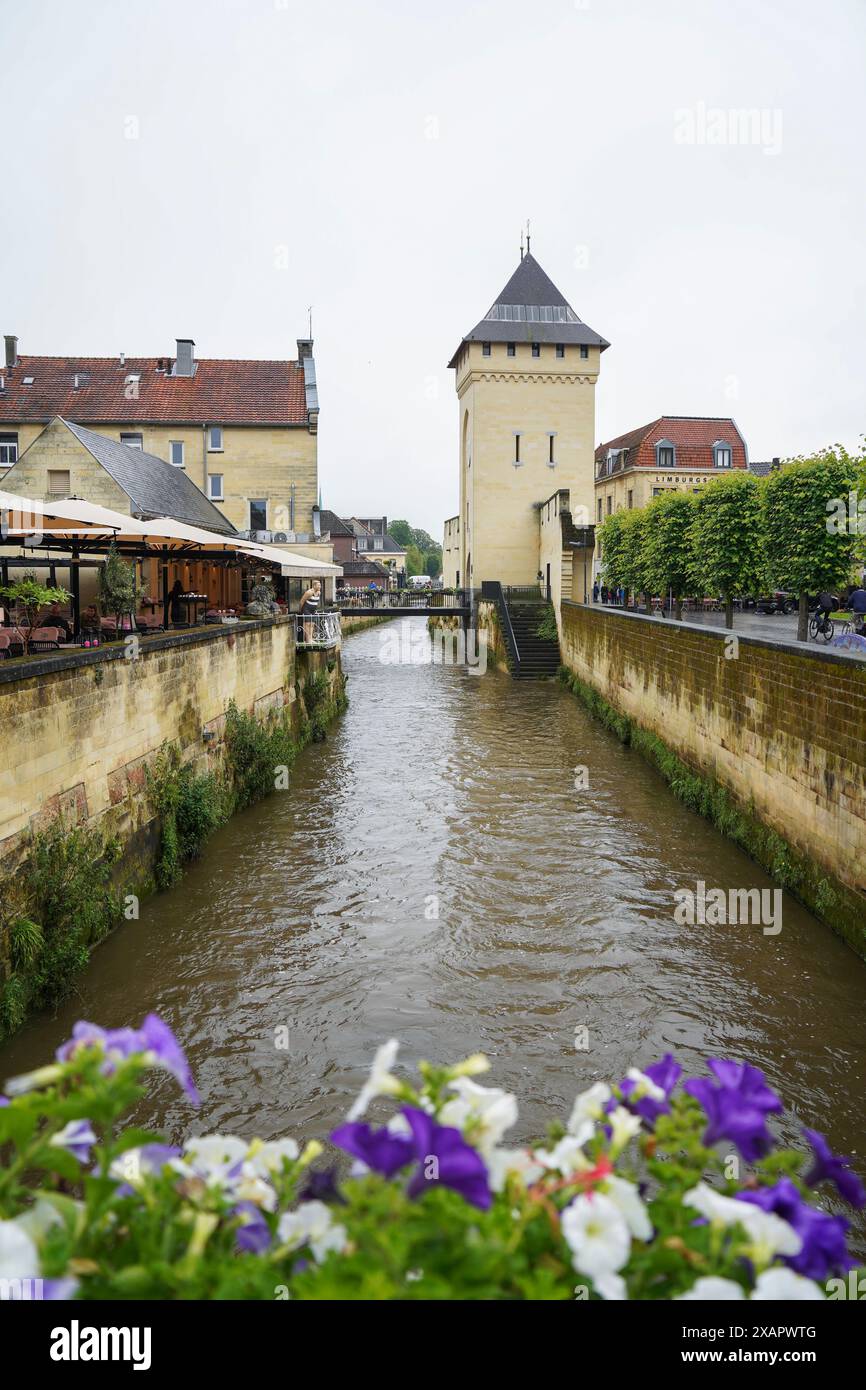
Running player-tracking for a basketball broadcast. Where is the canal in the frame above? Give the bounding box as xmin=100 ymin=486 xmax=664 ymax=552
xmin=3 ymin=618 xmax=865 ymax=1247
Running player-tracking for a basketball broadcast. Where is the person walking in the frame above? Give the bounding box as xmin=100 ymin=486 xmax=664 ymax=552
xmin=592 ymin=580 xmax=599 ymax=605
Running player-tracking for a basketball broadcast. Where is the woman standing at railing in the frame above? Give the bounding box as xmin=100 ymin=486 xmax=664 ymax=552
xmin=299 ymin=579 xmax=321 ymax=643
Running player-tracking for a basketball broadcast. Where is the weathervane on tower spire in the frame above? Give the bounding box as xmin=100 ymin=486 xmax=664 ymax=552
xmin=526 ymin=218 xmax=531 ymax=255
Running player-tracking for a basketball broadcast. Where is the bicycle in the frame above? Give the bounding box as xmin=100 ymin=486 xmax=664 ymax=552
xmin=808 ymin=611 xmax=835 ymax=642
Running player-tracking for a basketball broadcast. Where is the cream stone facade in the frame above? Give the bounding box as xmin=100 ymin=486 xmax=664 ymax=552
xmin=442 ymin=515 xmax=460 ymax=587
xmin=0 ymin=335 xmax=320 ymax=541
xmin=446 ymin=252 xmax=607 ymax=589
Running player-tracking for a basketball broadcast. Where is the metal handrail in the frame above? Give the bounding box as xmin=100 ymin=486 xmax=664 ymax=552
xmin=480 ymin=580 xmax=521 ymax=665
xmin=295 ymin=610 xmax=341 ymax=647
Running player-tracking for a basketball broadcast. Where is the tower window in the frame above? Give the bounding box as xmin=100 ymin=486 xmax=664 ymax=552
xmin=606 ymin=496 xmax=612 ymax=515
xmin=513 ymin=431 xmax=522 ymax=466
xmin=555 ymin=344 xmax=565 ymax=358
xmin=531 ymin=343 xmax=540 ymax=358
xmin=482 ymin=342 xmax=491 ymax=357
xmin=507 ymin=342 xmax=515 ymax=357
xmin=548 ymin=432 xmax=556 ymax=466
xmin=580 ymin=345 xmax=589 ymax=360
xmin=627 ymin=490 xmax=634 ymax=509
xmin=597 ymin=498 xmax=603 ymax=523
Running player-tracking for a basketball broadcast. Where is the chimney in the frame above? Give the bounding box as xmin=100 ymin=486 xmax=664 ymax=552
xmin=175 ymin=338 xmax=195 ymax=377
xmin=772 ymin=456 xmax=780 ymax=468
xmin=297 ymin=338 xmax=313 ymax=361
xmin=4 ymin=335 xmax=18 ymax=370
xmin=119 ymin=351 xmax=126 ymax=368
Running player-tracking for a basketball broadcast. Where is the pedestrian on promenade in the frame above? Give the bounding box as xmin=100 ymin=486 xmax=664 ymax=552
xmin=592 ymin=580 xmax=599 ymax=604
xmin=601 ymin=584 xmax=609 ymax=604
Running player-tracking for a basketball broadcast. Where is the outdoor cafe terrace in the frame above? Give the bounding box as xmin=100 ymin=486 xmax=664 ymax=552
xmin=0 ymin=490 xmax=343 ymax=659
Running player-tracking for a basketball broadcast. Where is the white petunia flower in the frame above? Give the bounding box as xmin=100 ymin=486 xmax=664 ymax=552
xmin=346 ymin=1040 xmax=401 ymax=1121
xmin=487 ymin=1148 xmax=545 ymax=1193
xmin=677 ymin=1277 xmax=746 ymax=1301
xmin=175 ymin=1135 xmax=248 ymax=1186
xmin=277 ymin=1201 xmax=348 ymax=1263
xmin=440 ymin=1078 xmax=518 ymax=1157
xmin=561 ymin=1193 xmax=631 ymax=1281
xmin=244 ymin=1139 xmax=301 ymax=1178
xmin=752 ymin=1268 xmax=825 ymax=1300
xmin=594 ymin=1270 xmax=628 ymax=1300
xmin=0 ymin=1220 xmax=39 ymax=1281
xmin=535 ymin=1123 xmax=595 ymax=1175
xmin=608 ymin=1106 xmax=642 ymax=1156
xmin=567 ymin=1082 xmax=612 ymax=1134
xmin=602 ymin=1176 xmax=653 ymax=1241
xmin=682 ymin=1184 xmax=801 ymax=1267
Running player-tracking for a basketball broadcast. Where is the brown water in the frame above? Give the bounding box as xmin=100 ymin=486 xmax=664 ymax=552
xmin=3 ymin=618 xmax=865 ymax=1245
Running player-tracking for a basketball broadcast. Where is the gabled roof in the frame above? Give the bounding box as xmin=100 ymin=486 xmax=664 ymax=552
xmin=448 ymin=252 xmax=609 ymax=367
xmin=0 ymin=355 xmax=308 ymax=425
xmin=317 ymin=508 xmax=354 ymax=537
xmin=60 ymin=420 xmax=236 ymax=533
xmin=341 ymin=559 xmax=390 ymax=578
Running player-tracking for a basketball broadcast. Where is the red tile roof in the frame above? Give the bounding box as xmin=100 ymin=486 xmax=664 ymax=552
xmin=0 ymin=356 xmax=307 ymax=426
xmin=595 ymin=416 xmax=747 ymax=470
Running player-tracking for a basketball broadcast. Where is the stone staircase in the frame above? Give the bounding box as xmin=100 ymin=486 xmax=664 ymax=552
xmin=506 ymin=599 xmax=561 ymax=678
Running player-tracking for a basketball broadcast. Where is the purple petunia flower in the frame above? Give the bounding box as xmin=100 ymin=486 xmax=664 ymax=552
xmin=55 ymin=1015 xmax=200 ymax=1106
xmin=331 ymin=1107 xmax=492 ymax=1211
xmin=620 ymin=1054 xmax=682 ymax=1123
xmin=330 ymin=1121 xmax=415 ymax=1178
xmin=803 ymin=1129 xmax=866 ymax=1209
xmin=299 ymin=1164 xmax=346 ymax=1205
xmin=685 ymin=1059 xmax=782 ymax=1162
xmin=402 ymin=1107 xmax=492 ymax=1211
xmin=138 ymin=1014 xmax=200 ymax=1106
xmin=50 ymin=1119 xmax=97 ymax=1164
xmin=738 ymin=1178 xmax=853 ymax=1281
xmin=234 ymin=1201 xmax=272 ymax=1254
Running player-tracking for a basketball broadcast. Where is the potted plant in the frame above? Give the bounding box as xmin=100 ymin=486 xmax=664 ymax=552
xmin=0 ymin=572 xmax=71 ymax=656
xmin=98 ymin=542 xmax=137 ymax=637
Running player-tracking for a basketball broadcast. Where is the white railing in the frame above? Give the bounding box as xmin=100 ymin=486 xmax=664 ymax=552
xmin=295 ymin=610 xmax=341 ymax=648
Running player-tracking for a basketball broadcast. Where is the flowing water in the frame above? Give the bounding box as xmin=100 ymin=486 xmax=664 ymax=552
xmin=3 ymin=618 xmax=865 ymax=1246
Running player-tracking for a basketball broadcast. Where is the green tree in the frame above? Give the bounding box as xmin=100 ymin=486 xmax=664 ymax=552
xmin=642 ymin=491 xmax=698 ymax=619
xmin=764 ymin=449 xmax=860 ymax=641
xmin=424 ymin=552 xmax=441 ymax=579
xmin=597 ymin=511 xmax=628 ymax=591
xmin=389 ymin=519 xmax=412 ymax=548
xmin=688 ymin=473 xmax=765 ymax=629
xmin=99 ymin=542 xmax=137 ymax=634
xmin=0 ymin=572 xmax=70 ymax=655
xmin=405 ymin=543 xmax=425 ymax=577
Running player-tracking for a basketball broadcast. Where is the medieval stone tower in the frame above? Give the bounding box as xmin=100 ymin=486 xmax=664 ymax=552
xmin=446 ymin=248 xmax=608 ymax=589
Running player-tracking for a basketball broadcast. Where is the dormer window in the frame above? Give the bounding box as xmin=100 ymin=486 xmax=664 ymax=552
xmin=713 ymin=441 xmax=732 ymax=468
xmin=656 ymin=439 xmax=676 ymax=468
xmin=531 ymin=343 xmax=541 ymax=358
xmin=482 ymin=342 xmax=491 ymax=357
xmin=507 ymin=343 xmax=516 ymax=357
xmin=580 ymin=345 xmax=589 ymax=360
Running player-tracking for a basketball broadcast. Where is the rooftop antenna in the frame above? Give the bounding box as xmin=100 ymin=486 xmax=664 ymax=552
xmin=520 ymin=227 xmax=524 ymax=260
xmin=307 ymin=305 xmax=313 ymax=339
xmin=526 ymin=218 xmax=531 ymax=255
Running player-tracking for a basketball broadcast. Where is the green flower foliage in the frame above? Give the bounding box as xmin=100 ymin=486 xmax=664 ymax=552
xmin=0 ymin=1028 xmax=859 ymax=1302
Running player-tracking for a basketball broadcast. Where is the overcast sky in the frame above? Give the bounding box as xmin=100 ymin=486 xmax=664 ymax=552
xmin=4 ymin=0 xmax=865 ymax=535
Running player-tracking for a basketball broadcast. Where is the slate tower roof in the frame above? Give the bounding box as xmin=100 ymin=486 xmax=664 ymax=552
xmin=448 ymin=252 xmax=609 ymax=366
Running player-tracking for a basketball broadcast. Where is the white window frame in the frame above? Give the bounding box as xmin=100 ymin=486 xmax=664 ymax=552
xmin=208 ymin=474 xmax=224 ymax=501
xmin=0 ymin=433 xmax=18 ymax=466
xmin=120 ymin=432 xmax=143 ymax=450
xmin=208 ymin=425 xmax=224 ymax=452
xmin=713 ymin=441 xmax=733 ymax=469
xmin=170 ymin=440 xmax=185 ymax=468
